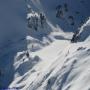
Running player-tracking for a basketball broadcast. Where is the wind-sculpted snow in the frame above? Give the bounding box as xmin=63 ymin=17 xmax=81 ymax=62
xmin=0 ymin=0 xmax=90 ymax=90
xmin=9 ymin=38 xmax=90 ymax=90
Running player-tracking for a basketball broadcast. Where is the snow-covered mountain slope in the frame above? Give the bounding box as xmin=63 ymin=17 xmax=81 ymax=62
xmin=10 ymin=12 xmax=90 ymax=90
xmin=0 ymin=0 xmax=90 ymax=90
xmin=9 ymin=38 xmax=90 ymax=90
xmin=30 ymin=0 xmax=90 ymax=32
xmin=78 ymin=17 xmax=90 ymax=41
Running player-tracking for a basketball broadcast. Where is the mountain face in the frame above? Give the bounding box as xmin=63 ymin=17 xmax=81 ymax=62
xmin=0 ymin=0 xmax=27 ymax=88
xmin=0 ymin=0 xmax=90 ymax=90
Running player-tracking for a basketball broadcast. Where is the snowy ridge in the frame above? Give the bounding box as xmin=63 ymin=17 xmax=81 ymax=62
xmin=78 ymin=17 xmax=90 ymax=41
xmin=9 ymin=18 xmax=90 ymax=90
xmin=0 ymin=0 xmax=90 ymax=90
xmin=9 ymin=39 xmax=90 ymax=90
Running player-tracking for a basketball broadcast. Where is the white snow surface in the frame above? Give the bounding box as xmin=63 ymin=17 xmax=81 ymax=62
xmin=0 ymin=0 xmax=90 ymax=90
